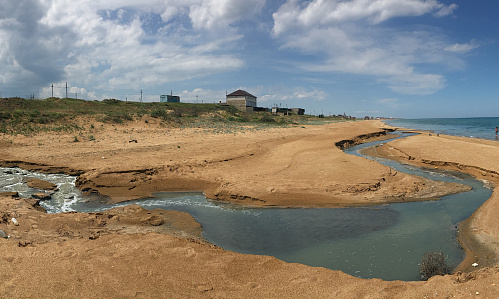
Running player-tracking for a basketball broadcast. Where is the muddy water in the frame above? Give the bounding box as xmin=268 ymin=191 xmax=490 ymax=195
xmin=0 ymin=136 xmax=492 ymax=280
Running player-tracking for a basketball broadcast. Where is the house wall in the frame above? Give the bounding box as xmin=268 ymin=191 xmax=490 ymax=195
xmin=227 ymin=95 xmax=257 ymax=111
xmin=226 ymin=98 xmax=248 ymax=111
xmin=245 ymin=96 xmax=257 ymax=107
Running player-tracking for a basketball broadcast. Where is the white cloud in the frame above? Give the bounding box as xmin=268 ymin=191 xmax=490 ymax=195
xmin=445 ymin=40 xmax=479 ymax=53
xmin=272 ymin=0 xmax=466 ymax=95
xmin=189 ymin=0 xmax=266 ymax=30
xmin=273 ymin=0 xmax=458 ymax=36
xmin=1 ymin=0 xmax=258 ymax=98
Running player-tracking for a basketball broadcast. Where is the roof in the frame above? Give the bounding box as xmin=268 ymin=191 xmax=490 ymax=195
xmin=227 ymin=89 xmax=256 ymax=98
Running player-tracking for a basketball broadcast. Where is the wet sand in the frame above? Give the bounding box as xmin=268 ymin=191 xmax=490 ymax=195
xmin=1 ymin=119 xmax=499 ymax=298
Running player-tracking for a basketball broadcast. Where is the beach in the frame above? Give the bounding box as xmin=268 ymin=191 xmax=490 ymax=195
xmin=1 ymin=118 xmax=499 ymax=298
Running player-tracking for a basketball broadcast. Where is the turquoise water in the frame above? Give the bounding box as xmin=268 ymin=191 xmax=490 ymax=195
xmin=0 ymin=132 xmax=491 ymax=281
xmin=385 ymin=117 xmax=499 ymax=140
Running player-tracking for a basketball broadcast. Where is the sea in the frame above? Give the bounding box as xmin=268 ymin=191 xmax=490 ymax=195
xmin=384 ymin=117 xmax=499 ymax=141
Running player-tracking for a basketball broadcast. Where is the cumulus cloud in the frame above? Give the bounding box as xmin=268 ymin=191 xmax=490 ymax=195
xmin=273 ymin=0 xmax=458 ymax=36
xmin=189 ymin=0 xmax=266 ymax=30
xmin=0 ymin=0 xmax=75 ymax=92
xmin=272 ymin=0 xmax=464 ymax=95
xmin=0 ymin=0 xmax=261 ymax=98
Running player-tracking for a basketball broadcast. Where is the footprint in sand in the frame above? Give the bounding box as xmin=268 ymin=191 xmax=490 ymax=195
xmin=185 ymin=247 xmax=197 ymax=257
xmin=289 ymin=275 xmax=319 ymax=285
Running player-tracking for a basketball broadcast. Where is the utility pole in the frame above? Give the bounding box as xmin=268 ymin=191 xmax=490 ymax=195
xmin=51 ymin=84 xmax=54 ymax=98
xmin=196 ymin=95 xmax=198 ymax=103
xmin=65 ymin=82 xmax=68 ymax=98
xmin=140 ymin=90 xmax=143 ymax=102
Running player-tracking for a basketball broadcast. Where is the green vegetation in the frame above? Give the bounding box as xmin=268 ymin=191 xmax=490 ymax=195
xmin=0 ymin=97 xmax=355 ymax=136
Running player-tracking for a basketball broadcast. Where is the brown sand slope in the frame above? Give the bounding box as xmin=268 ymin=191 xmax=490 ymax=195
xmin=0 ymin=120 xmax=467 ymax=206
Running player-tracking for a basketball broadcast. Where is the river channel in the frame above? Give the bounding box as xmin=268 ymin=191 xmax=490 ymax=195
xmin=0 ymin=134 xmax=492 ymax=281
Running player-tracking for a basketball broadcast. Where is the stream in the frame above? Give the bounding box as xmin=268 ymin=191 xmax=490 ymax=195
xmin=0 ymin=133 xmax=492 ymax=281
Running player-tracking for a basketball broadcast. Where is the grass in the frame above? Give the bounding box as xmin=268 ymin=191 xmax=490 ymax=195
xmin=0 ymin=97 xmax=355 ymax=136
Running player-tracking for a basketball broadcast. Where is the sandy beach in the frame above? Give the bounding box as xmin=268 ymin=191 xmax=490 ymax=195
xmin=1 ymin=119 xmax=499 ymax=298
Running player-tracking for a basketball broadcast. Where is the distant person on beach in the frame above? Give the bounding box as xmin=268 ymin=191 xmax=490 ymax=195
xmin=496 ymin=127 xmax=498 ymax=136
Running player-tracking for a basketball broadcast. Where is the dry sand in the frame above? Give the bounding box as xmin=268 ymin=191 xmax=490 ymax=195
xmin=1 ymin=119 xmax=499 ymax=298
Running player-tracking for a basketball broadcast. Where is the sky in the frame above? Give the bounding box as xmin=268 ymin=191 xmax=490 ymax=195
xmin=0 ymin=0 xmax=498 ymax=118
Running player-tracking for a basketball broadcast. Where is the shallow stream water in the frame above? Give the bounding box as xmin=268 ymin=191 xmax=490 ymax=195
xmin=0 ymin=134 xmax=492 ymax=281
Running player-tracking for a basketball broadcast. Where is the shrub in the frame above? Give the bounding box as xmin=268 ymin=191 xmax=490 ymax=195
xmin=419 ymin=250 xmax=451 ymax=281
xmin=259 ymin=115 xmax=276 ymax=123
xmin=101 ymin=112 xmax=133 ymax=123
xmin=151 ymin=109 xmax=168 ymax=119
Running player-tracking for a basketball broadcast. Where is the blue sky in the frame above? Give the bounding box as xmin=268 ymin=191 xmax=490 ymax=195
xmin=0 ymin=0 xmax=498 ymax=118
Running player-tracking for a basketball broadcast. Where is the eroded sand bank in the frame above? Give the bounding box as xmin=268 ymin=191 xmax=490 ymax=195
xmin=0 ymin=120 xmax=467 ymax=206
xmin=1 ymin=120 xmax=499 ymax=298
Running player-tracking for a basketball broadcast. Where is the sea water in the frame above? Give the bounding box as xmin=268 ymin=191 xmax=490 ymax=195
xmin=385 ymin=117 xmax=499 ymax=140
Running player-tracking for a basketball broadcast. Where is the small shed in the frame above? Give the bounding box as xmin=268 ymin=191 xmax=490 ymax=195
xmin=160 ymin=94 xmax=180 ymax=103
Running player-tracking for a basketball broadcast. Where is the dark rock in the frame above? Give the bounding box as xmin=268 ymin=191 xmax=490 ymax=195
xmin=18 ymin=241 xmax=32 ymax=247
xmin=32 ymin=193 xmax=52 ymax=201
xmin=148 ymin=215 xmax=165 ymax=226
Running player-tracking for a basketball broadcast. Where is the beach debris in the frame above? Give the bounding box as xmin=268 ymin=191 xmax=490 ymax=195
xmin=11 ymin=218 xmax=18 ymax=226
xmin=0 ymin=230 xmax=10 ymax=239
xmin=472 ymin=263 xmax=479 ymax=267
